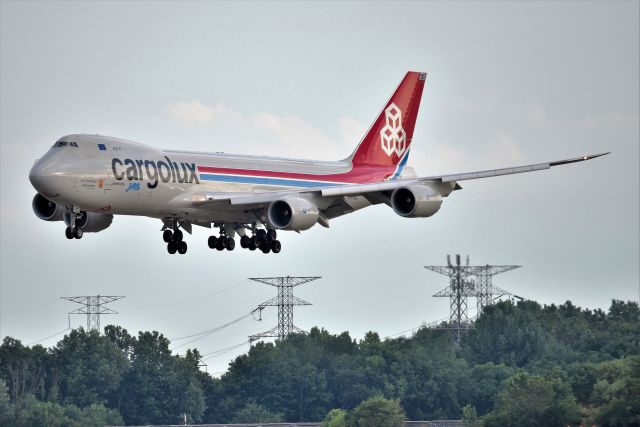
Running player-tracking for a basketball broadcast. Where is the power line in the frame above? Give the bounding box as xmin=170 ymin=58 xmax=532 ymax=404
xmin=170 ymin=312 xmax=252 ymax=350
xmin=27 ymin=327 xmax=71 ymax=346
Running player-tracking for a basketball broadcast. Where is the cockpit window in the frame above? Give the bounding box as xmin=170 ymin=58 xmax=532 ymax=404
xmin=53 ymin=141 xmax=78 ymax=148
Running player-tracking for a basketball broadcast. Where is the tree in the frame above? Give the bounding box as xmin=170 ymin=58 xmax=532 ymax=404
xmin=347 ymin=396 xmax=405 ymax=427
xmin=0 ymin=379 xmax=14 ymax=425
xmin=52 ymin=328 xmax=129 ymax=407
xmin=484 ymin=372 xmax=581 ymax=427
xmin=323 ymin=408 xmax=347 ymax=427
xmin=461 ymin=404 xmax=478 ymax=425
xmin=232 ymin=402 xmax=283 ymax=423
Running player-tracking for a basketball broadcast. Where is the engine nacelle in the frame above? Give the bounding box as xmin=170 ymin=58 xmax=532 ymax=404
xmin=268 ymin=198 xmax=319 ymax=231
xmin=390 ymin=185 xmax=442 ymax=218
xmin=32 ymin=193 xmax=64 ymax=221
xmin=64 ymin=211 xmax=113 ymax=233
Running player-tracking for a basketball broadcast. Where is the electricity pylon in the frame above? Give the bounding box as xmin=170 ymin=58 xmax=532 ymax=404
xmin=426 ymin=255 xmax=519 ymax=344
xmin=62 ymin=295 xmax=124 ymax=332
xmin=249 ymin=276 xmax=319 ymax=344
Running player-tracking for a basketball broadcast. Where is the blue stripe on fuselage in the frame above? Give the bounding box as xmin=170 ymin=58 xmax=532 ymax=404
xmin=199 ymin=173 xmax=339 ymax=188
xmin=391 ymin=149 xmax=410 ymax=180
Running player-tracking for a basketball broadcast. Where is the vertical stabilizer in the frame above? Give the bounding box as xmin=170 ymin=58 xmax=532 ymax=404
xmin=348 ymin=71 xmax=426 ymax=170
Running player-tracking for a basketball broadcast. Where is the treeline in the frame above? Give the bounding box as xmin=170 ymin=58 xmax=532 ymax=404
xmin=0 ymin=299 xmax=638 ymax=426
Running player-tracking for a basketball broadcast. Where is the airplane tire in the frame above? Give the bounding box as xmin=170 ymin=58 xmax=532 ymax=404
xmin=208 ymin=236 xmax=217 ymax=249
xmin=267 ymin=229 xmax=277 ymax=242
xmin=271 ymin=240 xmax=281 ymax=254
xmin=248 ymin=236 xmax=257 ymax=251
xmin=260 ymin=245 xmax=270 ymax=254
xmin=167 ymin=241 xmax=177 ymax=254
xmin=73 ymin=227 xmax=83 ymax=239
xmin=225 ymin=238 xmax=235 ymax=251
xmin=163 ymin=230 xmax=173 ymax=242
xmin=240 ymin=235 xmax=250 ymax=248
xmin=256 ymin=229 xmax=266 ymax=243
xmin=65 ymin=226 xmax=74 ymax=239
xmin=216 ymin=239 xmax=225 ymax=251
xmin=178 ymin=241 xmax=187 ymax=254
xmin=174 ymin=229 xmax=183 ymax=242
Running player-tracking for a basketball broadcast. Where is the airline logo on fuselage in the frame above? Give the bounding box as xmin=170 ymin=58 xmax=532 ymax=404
xmin=111 ymin=156 xmax=199 ymax=189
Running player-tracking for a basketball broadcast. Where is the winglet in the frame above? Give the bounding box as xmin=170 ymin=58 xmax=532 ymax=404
xmin=549 ymin=152 xmax=611 ymax=167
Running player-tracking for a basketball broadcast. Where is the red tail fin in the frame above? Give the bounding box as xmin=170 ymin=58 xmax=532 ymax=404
xmin=348 ymin=71 xmax=426 ymax=168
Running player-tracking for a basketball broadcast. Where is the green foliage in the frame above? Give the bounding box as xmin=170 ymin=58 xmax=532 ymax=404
xmin=0 ymin=379 xmax=14 ymax=425
xmin=461 ymin=404 xmax=478 ymax=423
xmin=0 ymin=299 xmax=638 ymax=424
xmin=232 ymin=402 xmax=283 ymax=423
xmin=10 ymin=395 xmax=122 ymax=427
xmin=346 ymin=396 xmax=405 ymax=427
xmin=52 ymin=328 xmax=128 ymax=406
xmin=323 ymin=408 xmax=347 ymax=427
xmin=484 ymin=372 xmax=581 ymax=427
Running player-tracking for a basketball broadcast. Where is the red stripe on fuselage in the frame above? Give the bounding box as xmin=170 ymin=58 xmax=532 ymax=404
xmin=196 ymin=165 xmax=395 ymax=184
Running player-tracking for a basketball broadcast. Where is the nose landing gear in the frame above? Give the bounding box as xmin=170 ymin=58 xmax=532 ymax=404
xmin=65 ymin=208 xmax=84 ymax=239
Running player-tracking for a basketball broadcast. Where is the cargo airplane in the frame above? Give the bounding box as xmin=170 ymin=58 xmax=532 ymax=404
xmin=29 ymin=72 xmax=607 ymax=255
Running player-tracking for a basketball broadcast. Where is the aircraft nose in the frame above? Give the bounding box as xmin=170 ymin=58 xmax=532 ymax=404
xmin=29 ymin=156 xmax=62 ymax=196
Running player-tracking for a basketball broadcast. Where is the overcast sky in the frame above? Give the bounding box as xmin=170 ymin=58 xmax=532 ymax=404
xmin=1 ymin=1 xmax=638 ymax=374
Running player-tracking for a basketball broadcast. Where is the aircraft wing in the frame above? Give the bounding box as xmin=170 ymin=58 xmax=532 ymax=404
xmin=188 ymin=152 xmax=609 ymax=210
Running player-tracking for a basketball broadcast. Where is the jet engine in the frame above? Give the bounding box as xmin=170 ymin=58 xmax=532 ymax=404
xmin=390 ymin=185 xmax=442 ymax=218
xmin=268 ymin=197 xmax=319 ymax=231
xmin=32 ymin=193 xmax=64 ymax=221
xmin=63 ymin=211 xmax=113 ymax=233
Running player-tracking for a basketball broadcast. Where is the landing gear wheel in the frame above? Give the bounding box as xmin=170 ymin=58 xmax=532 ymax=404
xmin=178 ymin=241 xmax=188 ymax=254
xmin=215 ymin=239 xmax=225 ymax=251
xmin=267 ymin=229 xmax=277 ymax=242
xmin=73 ymin=227 xmax=83 ymax=239
xmin=163 ymin=230 xmax=173 ymax=243
xmin=256 ymin=229 xmax=267 ymax=243
xmin=208 ymin=236 xmax=218 ymax=249
xmin=260 ymin=244 xmax=270 ymax=254
xmin=65 ymin=226 xmax=74 ymax=239
xmin=167 ymin=241 xmax=178 ymax=254
xmin=240 ymin=235 xmax=250 ymax=249
xmin=271 ymin=240 xmax=281 ymax=254
xmin=248 ymin=236 xmax=258 ymax=251
xmin=173 ymin=229 xmax=183 ymax=242
xmin=225 ymin=238 xmax=235 ymax=251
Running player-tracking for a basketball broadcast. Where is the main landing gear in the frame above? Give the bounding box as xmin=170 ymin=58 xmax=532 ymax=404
xmin=163 ymin=227 xmax=187 ymax=255
xmin=240 ymin=228 xmax=281 ymax=254
xmin=207 ymin=225 xmax=281 ymax=254
xmin=208 ymin=232 xmax=235 ymax=251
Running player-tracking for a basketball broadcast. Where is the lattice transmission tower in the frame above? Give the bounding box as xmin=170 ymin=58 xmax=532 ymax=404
xmin=425 ymin=255 xmax=519 ymax=344
xmin=62 ymin=295 xmax=125 ymax=332
xmin=249 ymin=276 xmax=319 ymax=344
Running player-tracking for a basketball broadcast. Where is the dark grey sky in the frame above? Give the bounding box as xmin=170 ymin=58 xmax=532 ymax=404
xmin=1 ymin=1 xmax=638 ymax=374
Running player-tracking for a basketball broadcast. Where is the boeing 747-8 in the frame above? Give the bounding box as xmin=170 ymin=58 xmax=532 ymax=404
xmin=29 ymin=72 xmax=607 ymax=254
